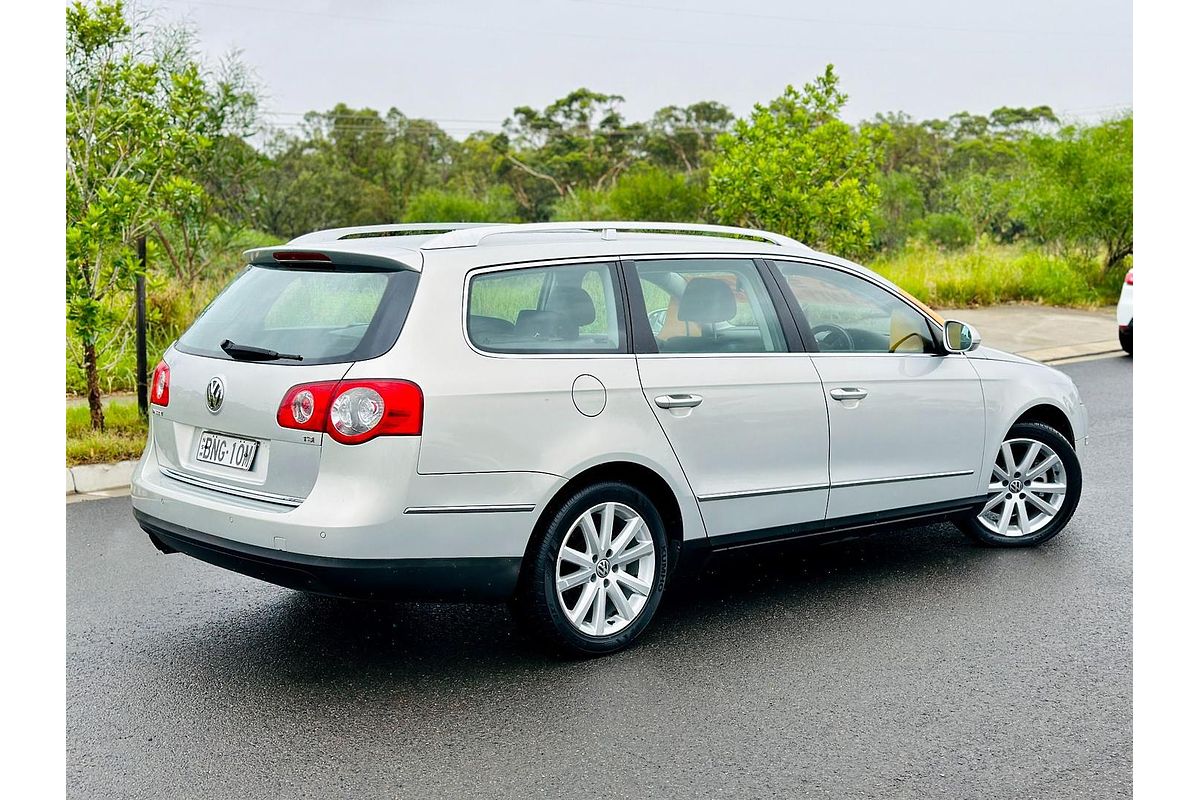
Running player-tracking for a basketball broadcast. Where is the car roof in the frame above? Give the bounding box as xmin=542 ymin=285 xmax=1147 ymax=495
xmin=249 ymin=222 xmax=850 ymax=273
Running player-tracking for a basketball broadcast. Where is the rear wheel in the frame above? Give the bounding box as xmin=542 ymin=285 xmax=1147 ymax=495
xmin=1119 ymin=323 xmax=1133 ymax=354
xmin=515 ymin=482 xmax=669 ymax=656
xmin=956 ymin=422 xmax=1082 ymax=547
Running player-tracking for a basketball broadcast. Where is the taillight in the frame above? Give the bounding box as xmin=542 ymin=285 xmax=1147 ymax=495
xmin=277 ymin=381 xmax=337 ymax=433
xmin=1125 ymin=269 xmax=1134 ymax=285
xmin=150 ymin=361 xmax=170 ymax=406
xmin=277 ymin=379 xmax=422 ymax=444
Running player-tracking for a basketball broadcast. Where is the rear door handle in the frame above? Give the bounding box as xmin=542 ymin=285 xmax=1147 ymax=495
xmin=830 ymin=387 xmax=868 ymax=401
xmin=655 ymin=393 xmax=704 ymax=409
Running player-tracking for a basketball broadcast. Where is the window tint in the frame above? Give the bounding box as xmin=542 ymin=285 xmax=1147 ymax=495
xmin=776 ymin=262 xmax=935 ymax=354
xmin=467 ymin=262 xmax=624 ymax=353
xmin=176 ymin=266 xmax=418 ymax=365
xmin=633 ymin=259 xmax=786 ymax=354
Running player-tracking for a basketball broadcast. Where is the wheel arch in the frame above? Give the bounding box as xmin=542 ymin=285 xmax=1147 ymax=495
xmin=519 ymin=460 xmax=689 ymax=586
xmin=1012 ymin=403 xmax=1076 ymax=447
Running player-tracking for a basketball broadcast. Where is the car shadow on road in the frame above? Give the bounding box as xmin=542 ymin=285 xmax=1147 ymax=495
xmin=148 ymin=520 xmax=1046 ymax=696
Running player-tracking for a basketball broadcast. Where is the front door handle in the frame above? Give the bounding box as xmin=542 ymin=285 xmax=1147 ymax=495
xmin=830 ymin=387 xmax=868 ymax=401
xmin=655 ymin=393 xmax=704 ymax=409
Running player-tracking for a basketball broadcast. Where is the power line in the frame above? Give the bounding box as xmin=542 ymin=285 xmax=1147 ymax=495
xmin=568 ymin=0 xmax=1127 ymax=38
xmin=161 ymin=0 xmax=1129 ymax=55
xmin=260 ymin=111 xmax=505 ymax=124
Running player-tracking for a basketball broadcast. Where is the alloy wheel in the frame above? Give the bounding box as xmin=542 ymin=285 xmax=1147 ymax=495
xmin=978 ymin=437 xmax=1068 ymax=537
xmin=555 ymin=501 xmax=657 ymax=636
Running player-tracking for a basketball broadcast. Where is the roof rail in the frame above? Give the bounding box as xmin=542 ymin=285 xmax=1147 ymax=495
xmin=420 ymin=221 xmax=808 ymax=250
xmin=288 ymin=222 xmax=503 ymax=244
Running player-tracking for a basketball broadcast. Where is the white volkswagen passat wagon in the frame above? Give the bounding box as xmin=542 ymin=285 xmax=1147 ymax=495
xmin=131 ymin=222 xmax=1087 ymax=655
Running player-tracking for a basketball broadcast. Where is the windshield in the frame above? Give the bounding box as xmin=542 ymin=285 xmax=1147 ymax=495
xmin=176 ymin=265 xmax=419 ymax=365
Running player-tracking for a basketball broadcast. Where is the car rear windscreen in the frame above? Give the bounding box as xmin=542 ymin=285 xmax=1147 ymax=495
xmin=175 ymin=265 xmax=419 ymax=365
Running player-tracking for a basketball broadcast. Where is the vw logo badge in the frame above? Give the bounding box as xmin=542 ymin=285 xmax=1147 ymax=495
xmin=206 ymin=377 xmax=225 ymax=414
xmin=1007 ymin=478 xmax=1022 ymax=493
xmin=595 ymin=558 xmax=611 ymax=578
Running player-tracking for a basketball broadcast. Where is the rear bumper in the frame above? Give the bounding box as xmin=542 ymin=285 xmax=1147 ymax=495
xmin=134 ymin=509 xmax=521 ymax=601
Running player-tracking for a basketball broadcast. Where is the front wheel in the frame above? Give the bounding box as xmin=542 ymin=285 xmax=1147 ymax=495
xmin=956 ymin=422 xmax=1082 ymax=547
xmin=514 ymin=482 xmax=669 ymax=656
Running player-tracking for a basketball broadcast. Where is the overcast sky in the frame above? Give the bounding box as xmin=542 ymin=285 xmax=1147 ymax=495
xmin=152 ymin=0 xmax=1131 ymax=136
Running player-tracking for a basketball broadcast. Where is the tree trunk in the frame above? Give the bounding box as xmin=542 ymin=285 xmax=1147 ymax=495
xmin=84 ymin=340 xmax=105 ymax=432
xmin=1106 ymin=241 xmax=1133 ymax=272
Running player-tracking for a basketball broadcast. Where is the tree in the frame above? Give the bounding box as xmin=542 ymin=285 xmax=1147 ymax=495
xmin=491 ymin=89 xmax=635 ymax=219
xmin=549 ymin=165 xmax=707 ymax=222
xmin=1019 ymin=116 xmax=1133 ymax=270
xmin=66 ymin=0 xmax=257 ymax=429
xmin=708 ymin=66 xmax=889 ymax=257
xmin=643 ymin=101 xmax=734 ymax=173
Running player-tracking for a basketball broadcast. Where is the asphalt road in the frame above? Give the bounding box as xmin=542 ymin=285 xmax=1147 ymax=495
xmin=67 ymin=355 xmax=1132 ymax=799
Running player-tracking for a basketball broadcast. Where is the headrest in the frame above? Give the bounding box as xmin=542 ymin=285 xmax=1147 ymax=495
xmin=677 ymin=278 xmax=736 ymax=324
xmin=546 ymin=287 xmax=596 ymax=326
xmin=514 ymin=309 xmax=568 ymax=340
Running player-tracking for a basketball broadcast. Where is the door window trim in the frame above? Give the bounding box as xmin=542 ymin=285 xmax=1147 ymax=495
xmin=620 ymin=254 xmax=806 ymax=356
xmin=765 ymin=257 xmax=947 ymax=357
xmin=461 ymin=257 xmax=632 ymax=359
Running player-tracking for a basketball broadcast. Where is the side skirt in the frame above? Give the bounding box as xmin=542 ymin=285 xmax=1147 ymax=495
xmin=683 ymin=496 xmax=986 ymax=559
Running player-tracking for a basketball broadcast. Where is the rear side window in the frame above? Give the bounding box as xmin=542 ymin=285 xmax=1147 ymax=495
xmin=633 ymin=258 xmax=786 ymax=354
xmin=176 ymin=265 xmax=419 ymax=365
xmin=467 ymin=262 xmax=625 ymax=354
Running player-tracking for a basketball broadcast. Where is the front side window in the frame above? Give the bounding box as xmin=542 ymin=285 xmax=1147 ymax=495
xmin=467 ymin=262 xmax=624 ymax=353
xmin=632 ymin=259 xmax=786 ymax=354
xmin=776 ymin=261 xmax=935 ymax=354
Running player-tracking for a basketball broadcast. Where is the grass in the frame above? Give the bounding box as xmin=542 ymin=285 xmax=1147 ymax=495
xmin=870 ymin=241 xmax=1126 ymax=309
xmin=67 ymin=399 xmax=148 ymax=467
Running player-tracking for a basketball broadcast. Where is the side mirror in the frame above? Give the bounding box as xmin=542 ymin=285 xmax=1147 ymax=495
xmin=943 ymin=319 xmax=981 ymax=353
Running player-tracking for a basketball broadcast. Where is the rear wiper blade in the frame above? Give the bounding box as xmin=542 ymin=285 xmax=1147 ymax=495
xmin=220 ymin=339 xmax=303 ymax=362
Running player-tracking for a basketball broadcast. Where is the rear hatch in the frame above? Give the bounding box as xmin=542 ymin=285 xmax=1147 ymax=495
xmin=152 ymin=256 xmax=419 ymax=506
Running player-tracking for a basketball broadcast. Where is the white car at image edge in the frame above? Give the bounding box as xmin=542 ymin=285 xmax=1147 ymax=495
xmin=1117 ymin=268 xmax=1133 ymax=354
xmin=130 ymin=221 xmax=1088 ymax=655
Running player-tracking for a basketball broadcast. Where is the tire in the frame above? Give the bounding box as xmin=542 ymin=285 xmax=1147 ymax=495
xmin=956 ymin=422 xmax=1082 ymax=547
xmin=514 ymin=481 xmax=670 ymax=656
xmin=1119 ymin=323 xmax=1133 ymax=354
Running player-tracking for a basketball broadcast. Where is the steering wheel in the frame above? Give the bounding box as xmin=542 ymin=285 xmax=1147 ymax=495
xmin=811 ymin=323 xmax=854 ymax=351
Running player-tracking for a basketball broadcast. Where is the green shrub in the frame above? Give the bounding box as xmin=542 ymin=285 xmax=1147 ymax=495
xmin=871 ymin=240 xmax=1124 ymax=308
xmin=550 ymin=187 xmax=617 ymax=221
xmin=609 ymin=166 xmax=706 ymax=221
xmin=914 ymin=213 xmax=975 ymax=250
xmin=403 ymin=188 xmax=519 ymax=223
xmin=871 ymin=171 xmax=926 ymax=251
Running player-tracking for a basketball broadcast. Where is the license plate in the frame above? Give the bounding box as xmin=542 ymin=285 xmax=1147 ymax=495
xmin=195 ymin=431 xmax=259 ymax=471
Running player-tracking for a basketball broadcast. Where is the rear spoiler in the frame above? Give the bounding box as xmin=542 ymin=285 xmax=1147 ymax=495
xmin=242 ymin=245 xmax=421 ymax=272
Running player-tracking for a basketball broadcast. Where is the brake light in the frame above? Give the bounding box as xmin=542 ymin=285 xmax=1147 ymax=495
xmin=1125 ymin=269 xmax=1133 ymax=285
xmin=277 ymin=380 xmax=422 ymax=444
xmin=273 ymin=251 xmax=332 ymax=263
xmin=277 ymin=381 xmax=337 ymax=432
xmin=150 ymin=361 xmax=170 ymax=406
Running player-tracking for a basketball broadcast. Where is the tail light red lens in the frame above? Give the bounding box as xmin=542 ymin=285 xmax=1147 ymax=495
xmin=277 ymin=379 xmax=422 ymax=444
xmin=277 ymin=381 xmax=337 ymax=433
xmin=150 ymin=361 xmax=170 ymax=406
xmin=1125 ymin=269 xmax=1134 ymax=285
